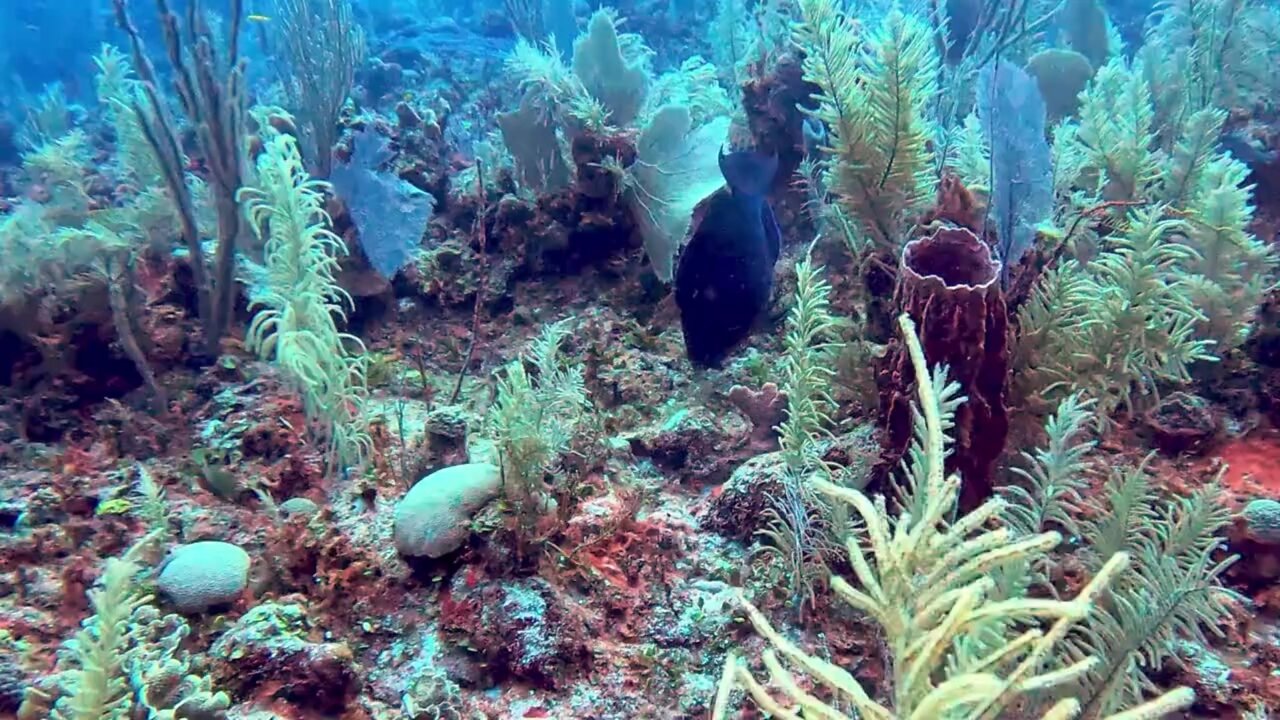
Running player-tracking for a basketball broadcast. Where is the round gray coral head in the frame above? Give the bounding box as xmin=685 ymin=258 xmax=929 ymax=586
xmin=157 ymin=541 xmax=251 ymax=614
xmin=1243 ymin=498 xmax=1280 ymax=544
xmin=393 ymin=462 xmax=502 ymax=558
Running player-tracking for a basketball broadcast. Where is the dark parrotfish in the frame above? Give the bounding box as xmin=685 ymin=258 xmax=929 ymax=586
xmin=675 ymin=150 xmax=782 ymax=368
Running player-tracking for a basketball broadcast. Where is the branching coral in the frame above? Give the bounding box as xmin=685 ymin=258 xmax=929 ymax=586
xmin=1001 ymin=392 xmax=1096 ymax=545
xmin=21 ymin=130 xmax=92 ymax=227
xmin=756 ymin=255 xmax=843 ymax=619
xmin=0 ymin=207 xmax=57 ymax=303
xmin=505 ymin=37 xmax=604 ymax=132
xmin=0 ymin=206 xmax=132 ymax=311
xmin=711 ymin=0 xmax=791 ymax=88
xmin=93 ymin=44 xmax=165 ymax=189
xmin=488 ymin=320 xmax=591 ymax=538
xmin=940 ymin=113 xmax=990 ymax=194
xmin=1013 ymin=261 xmax=1091 ymax=385
xmin=1159 ymin=106 xmax=1227 ymax=210
xmin=1141 ymin=0 xmax=1273 ymax=127
xmin=1030 ymin=208 xmax=1214 ymax=425
xmin=713 ymin=315 xmax=1195 ymax=720
xmin=777 ymin=256 xmax=840 ymax=467
xmin=1022 ymin=55 xmax=1273 ymax=412
xmin=19 ymin=82 xmax=76 ymax=150
xmin=47 ymin=554 xmax=148 ymax=719
xmin=274 ymin=0 xmax=365 ymax=177
xmin=958 ymin=393 xmax=1099 ymax=668
xmin=711 ymin=0 xmax=755 ymax=88
xmin=793 ymin=0 xmax=940 ymax=252
xmin=0 ymin=99 xmax=169 ymax=405
xmin=938 ymin=0 xmax=1059 ymax=70
xmin=1177 ymin=151 xmax=1277 ymax=351
xmin=1064 ymin=464 xmax=1241 ymax=718
xmin=995 ymin=412 xmax=1242 ymax=719
xmin=92 ymin=43 xmax=217 ymax=252
xmin=644 ymin=56 xmax=733 ymax=129
xmin=114 ymin=0 xmax=248 ymax=355
xmin=1073 ymin=57 xmax=1161 ymax=204
xmin=239 ymin=132 xmax=371 ymax=470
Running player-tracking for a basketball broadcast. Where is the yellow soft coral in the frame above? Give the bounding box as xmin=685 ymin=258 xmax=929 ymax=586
xmin=239 ymin=131 xmax=371 ymax=469
xmin=712 ymin=315 xmax=1196 ymax=720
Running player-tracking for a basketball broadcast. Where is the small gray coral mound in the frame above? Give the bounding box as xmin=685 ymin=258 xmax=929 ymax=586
xmin=393 ymin=462 xmax=502 ymax=558
xmin=1242 ymin=498 xmax=1280 ymax=543
xmin=157 ymin=541 xmax=251 ymax=613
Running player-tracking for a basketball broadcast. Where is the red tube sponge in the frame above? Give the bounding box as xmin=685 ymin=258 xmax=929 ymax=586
xmin=878 ymin=225 xmax=1010 ymax=511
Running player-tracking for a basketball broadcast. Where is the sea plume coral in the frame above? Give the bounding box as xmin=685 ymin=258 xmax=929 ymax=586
xmin=239 ymin=131 xmax=371 ymax=469
xmin=793 ymin=0 xmax=939 ymax=251
xmin=712 ymin=315 xmax=1196 ymax=720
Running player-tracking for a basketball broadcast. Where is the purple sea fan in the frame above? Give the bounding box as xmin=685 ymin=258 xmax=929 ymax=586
xmin=329 ymin=130 xmax=434 ymax=279
xmin=978 ymin=60 xmax=1053 ymax=285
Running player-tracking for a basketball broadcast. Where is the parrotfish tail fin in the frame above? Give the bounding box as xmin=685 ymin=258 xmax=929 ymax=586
xmin=718 ymin=148 xmax=778 ymax=198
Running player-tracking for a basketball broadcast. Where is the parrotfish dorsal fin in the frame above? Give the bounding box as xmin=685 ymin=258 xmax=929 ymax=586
xmin=717 ymin=148 xmax=778 ymax=198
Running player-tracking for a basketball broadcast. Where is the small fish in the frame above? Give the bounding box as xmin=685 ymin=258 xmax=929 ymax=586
xmin=675 ymin=149 xmax=782 ymax=369
xmin=246 ymin=13 xmax=271 ymax=23
xmin=802 ymin=117 xmax=828 ymax=157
